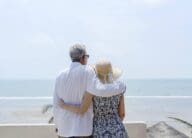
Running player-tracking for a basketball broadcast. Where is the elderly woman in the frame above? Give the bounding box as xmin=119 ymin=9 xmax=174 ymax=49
xmin=59 ymin=59 xmax=129 ymax=138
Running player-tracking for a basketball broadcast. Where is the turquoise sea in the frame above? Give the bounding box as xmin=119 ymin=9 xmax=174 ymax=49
xmin=0 ymin=79 xmax=192 ymax=97
xmin=0 ymin=79 xmax=192 ymax=126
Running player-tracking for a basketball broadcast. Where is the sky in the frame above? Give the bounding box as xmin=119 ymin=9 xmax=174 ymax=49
xmin=0 ymin=0 xmax=192 ymax=79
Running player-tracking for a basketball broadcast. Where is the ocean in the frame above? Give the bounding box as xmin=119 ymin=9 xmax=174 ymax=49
xmin=1 ymin=79 xmax=192 ymax=97
xmin=0 ymin=79 xmax=192 ymax=128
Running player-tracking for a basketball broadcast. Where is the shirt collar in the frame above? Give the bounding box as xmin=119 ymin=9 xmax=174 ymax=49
xmin=70 ymin=62 xmax=82 ymax=68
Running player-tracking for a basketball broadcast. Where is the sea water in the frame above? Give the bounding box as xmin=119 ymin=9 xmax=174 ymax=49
xmin=0 ymin=79 xmax=192 ymax=124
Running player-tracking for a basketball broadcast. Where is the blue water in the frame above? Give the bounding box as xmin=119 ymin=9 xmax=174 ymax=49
xmin=0 ymin=79 xmax=192 ymax=124
xmin=0 ymin=79 xmax=192 ymax=97
xmin=0 ymin=80 xmax=54 ymax=97
xmin=126 ymin=79 xmax=192 ymax=96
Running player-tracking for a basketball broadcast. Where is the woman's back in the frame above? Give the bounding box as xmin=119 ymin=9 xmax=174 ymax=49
xmin=93 ymin=94 xmax=121 ymax=116
xmin=92 ymin=94 xmax=128 ymax=138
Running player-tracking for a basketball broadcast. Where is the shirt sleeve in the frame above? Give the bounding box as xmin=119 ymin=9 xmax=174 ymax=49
xmin=53 ymin=77 xmax=60 ymax=129
xmin=53 ymin=77 xmax=60 ymax=110
xmin=86 ymin=66 xmax=126 ymax=97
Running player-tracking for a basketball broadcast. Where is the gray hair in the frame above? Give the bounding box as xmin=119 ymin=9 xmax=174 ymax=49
xmin=69 ymin=44 xmax=87 ymax=61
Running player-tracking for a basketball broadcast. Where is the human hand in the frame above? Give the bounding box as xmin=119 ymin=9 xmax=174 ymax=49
xmin=59 ymin=98 xmax=66 ymax=108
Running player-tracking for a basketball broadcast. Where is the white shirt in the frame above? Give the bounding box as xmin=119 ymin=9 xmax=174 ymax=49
xmin=53 ymin=62 xmax=126 ymax=137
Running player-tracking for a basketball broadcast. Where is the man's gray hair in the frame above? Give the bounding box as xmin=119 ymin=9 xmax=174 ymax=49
xmin=69 ymin=44 xmax=87 ymax=61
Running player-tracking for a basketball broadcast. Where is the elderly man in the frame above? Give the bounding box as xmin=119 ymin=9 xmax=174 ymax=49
xmin=53 ymin=44 xmax=126 ymax=138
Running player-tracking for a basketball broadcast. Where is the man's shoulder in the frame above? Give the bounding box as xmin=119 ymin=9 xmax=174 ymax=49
xmin=74 ymin=64 xmax=94 ymax=73
xmin=56 ymin=68 xmax=70 ymax=79
xmin=55 ymin=65 xmax=94 ymax=80
xmin=84 ymin=65 xmax=95 ymax=74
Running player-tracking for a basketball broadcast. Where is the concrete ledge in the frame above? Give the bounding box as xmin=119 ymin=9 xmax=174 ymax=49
xmin=124 ymin=121 xmax=147 ymax=138
xmin=0 ymin=124 xmax=57 ymax=138
xmin=0 ymin=122 xmax=147 ymax=138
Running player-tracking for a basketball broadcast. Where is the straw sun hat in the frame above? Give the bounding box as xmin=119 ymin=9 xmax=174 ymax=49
xmin=92 ymin=59 xmax=122 ymax=83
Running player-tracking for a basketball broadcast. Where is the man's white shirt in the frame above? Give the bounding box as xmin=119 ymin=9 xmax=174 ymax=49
xmin=53 ymin=62 xmax=126 ymax=137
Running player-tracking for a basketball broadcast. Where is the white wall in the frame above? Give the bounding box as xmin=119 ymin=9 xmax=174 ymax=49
xmin=0 ymin=122 xmax=147 ymax=138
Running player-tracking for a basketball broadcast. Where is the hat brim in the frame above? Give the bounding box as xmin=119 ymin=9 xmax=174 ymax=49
xmin=112 ymin=66 xmax=123 ymax=81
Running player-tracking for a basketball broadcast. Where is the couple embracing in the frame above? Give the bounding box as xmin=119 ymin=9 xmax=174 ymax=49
xmin=53 ymin=44 xmax=129 ymax=138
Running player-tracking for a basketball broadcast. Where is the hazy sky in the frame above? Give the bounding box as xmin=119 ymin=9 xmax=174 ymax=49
xmin=0 ymin=0 xmax=192 ymax=79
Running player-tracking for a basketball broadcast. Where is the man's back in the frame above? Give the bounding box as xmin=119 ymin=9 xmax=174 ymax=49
xmin=53 ymin=62 xmax=93 ymax=137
